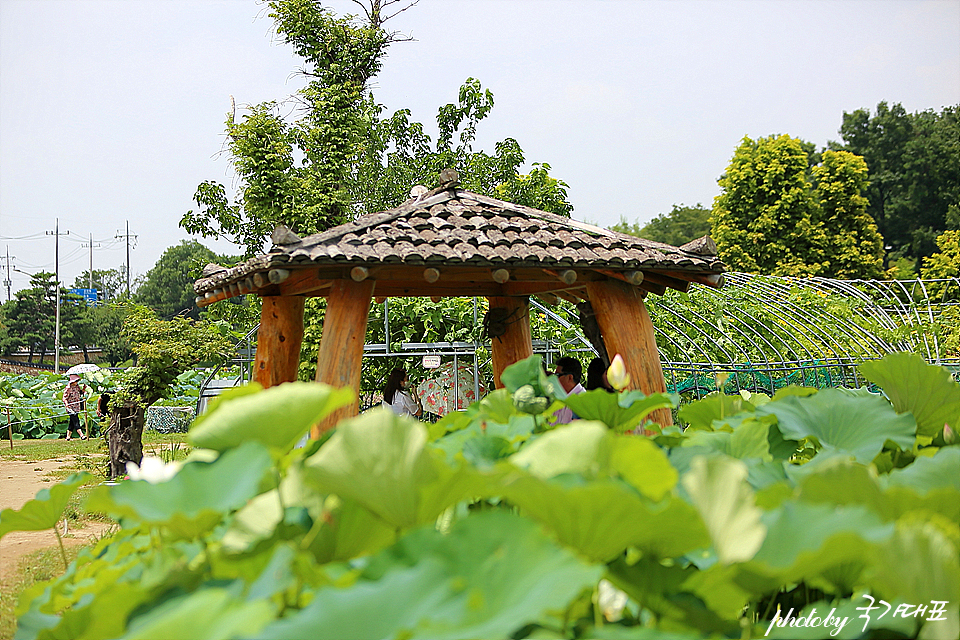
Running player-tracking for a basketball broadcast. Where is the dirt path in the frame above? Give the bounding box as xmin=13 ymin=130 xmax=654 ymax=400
xmin=0 ymin=458 xmax=113 ymax=581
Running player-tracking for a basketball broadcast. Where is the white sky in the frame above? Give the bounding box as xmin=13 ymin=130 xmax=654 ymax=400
xmin=1 ymin=0 xmax=958 ymax=296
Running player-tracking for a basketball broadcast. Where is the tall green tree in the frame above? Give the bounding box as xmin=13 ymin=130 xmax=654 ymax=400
xmin=711 ymin=135 xmax=824 ymax=277
xmin=182 ymin=0 xmax=571 ymax=257
xmin=2 ymin=272 xmax=83 ymax=363
xmin=712 ymin=135 xmax=885 ymax=279
xmin=833 ymin=102 xmax=960 ymax=263
xmin=136 ymin=240 xmax=218 ymax=320
xmin=811 ymin=150 xmax=884 ymax=279
xmin=611 ymin=204 xmax=711 ymax=246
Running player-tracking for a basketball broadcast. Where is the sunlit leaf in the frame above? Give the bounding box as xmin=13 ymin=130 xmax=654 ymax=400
xmin=122 ymin=587 xmax=275 ymax=640
xmin=757 ymin=389 xmax=916 ymax=464
xmin=562 ymin=389 xmax=678 ymax=432
xmin=189 ymin=382 xmax=354 ymax=452
xmin=859 ymin=352 xmax=960 ymax=436
xmin=0 ymin=473 xmax=90 ymax=538
xmin=681 ymin=456 xmax=766 ymax=564
xmin=85 ymin=442 xmax=271 ymax=538
xmin=678 ymin=393 xmax=755 ymax=431
xmin=303 ymin=409 xmax=491 ymax=529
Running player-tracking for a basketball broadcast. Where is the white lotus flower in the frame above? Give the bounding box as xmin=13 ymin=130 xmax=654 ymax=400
xmin=606 ymin=354 xmax=631 ymax=391
xmin=126 ymin=456 xmax=181 ymax=484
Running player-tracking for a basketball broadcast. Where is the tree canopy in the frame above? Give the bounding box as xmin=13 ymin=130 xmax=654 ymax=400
xmin=711 ymin=134 xmax=884 ymax=279
xmin=182 ymin=0 xmax=572 ymax=257
xmin=610 ymin=204 xmax=711 ymax=246
xmin=136 ymin=240 xmax=219 ymax=320
xmin=832 ymin=102 xmax=959 ymax=264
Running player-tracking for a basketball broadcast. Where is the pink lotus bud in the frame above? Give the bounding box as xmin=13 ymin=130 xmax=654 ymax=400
xmin=945 ymin=423 xmax=956 ymax=444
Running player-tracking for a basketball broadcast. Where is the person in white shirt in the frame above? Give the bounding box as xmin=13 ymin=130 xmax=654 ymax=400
xmin=553 ymin=356 xmax=585 ymax=424
xmin=382 ymin=367 xmax=422 ymax=417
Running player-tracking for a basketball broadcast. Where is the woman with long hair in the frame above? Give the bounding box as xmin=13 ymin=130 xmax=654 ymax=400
xmin=382 ymin=367 xmax=422 ymax=416
xmin=585 ymin=357 xmax=614 ymax=392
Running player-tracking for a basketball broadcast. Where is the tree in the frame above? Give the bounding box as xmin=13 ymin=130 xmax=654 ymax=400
xmin=610 ymin=204 xmax=711 ymax=246
xmin=182 ymin=0 xmax=572 ymax=257
xmin=920 ymin=226 xmax=960 ymax=301
xmin=811 ymin=150 xmax=884 ymax=279
xmin=2 ymin=272 xmax=84 ymax=363
xmin=72 ymin=268 xmax=126 ymax=302
xmin=711 ymin=135 xmax=824 ymax=276
xmin=136 ymin=240 xmax=218 ymax=320
xmin=106 ymin=305 xmax=233 ymax=477
xmin=833 ymin=102 xmax=960 ymax=263
xmin=712 ymin=135 xmax=885 ymax=279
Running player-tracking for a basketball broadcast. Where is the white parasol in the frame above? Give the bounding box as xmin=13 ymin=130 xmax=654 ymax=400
xmin=66 ymin=363 xmax=101 ymax=376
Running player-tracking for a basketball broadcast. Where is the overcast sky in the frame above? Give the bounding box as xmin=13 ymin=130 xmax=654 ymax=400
xmin=1 ymin=0 xmax=958 ymax=296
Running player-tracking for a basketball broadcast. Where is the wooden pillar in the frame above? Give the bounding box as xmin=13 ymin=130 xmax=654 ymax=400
xmin=254 ymin=296 xmax=305 ymax=388
xmin=313 ymin=278 xmax=375 ymax=436
xmin=585 ymin=279 xmax=673 ymax=427
xmin=487 ymin=296 xmax=533 ymax=389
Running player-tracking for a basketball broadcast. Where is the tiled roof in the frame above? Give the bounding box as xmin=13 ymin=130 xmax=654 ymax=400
xmin=194 ymin=186 xmax=724 ymax=298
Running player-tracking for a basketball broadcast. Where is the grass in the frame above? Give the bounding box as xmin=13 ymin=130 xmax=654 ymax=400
xmin=0 ymin=543 xmax=92 ymax=640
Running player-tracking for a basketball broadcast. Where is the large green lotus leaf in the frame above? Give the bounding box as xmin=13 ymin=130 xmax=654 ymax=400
xmin=794 ymin=455 xmax=886 ymax=515
xmin=682 ymin=417 xmax=772 ymax=461
xmin=499 ymin=354 xmax=562 ymax=400
xmin=475 ymin=387 xmax=519 ymax=424
xmin=745 ymin=502 xmax=894 ymax=594
xmin=504 ymin=473 xmax=708 ymax=561
xmin=255 ymin=511 xmax=603 ymax=640
xmin=859 ymin=352 xmax=960 ymax=436
xmin=562 ymin=389 xmax=678 ymax=432
xmin=866 ymin=520 xmax=960 ymax=640
xmin=189 ymin=382 xmax=354 ymax=453
xmin=610 ymin=435 xmax=678 ymax=501
xmin=0 ymin=473 xmax=89 ymax=538
xmin=221 ymin=489 xmax=284 ymax=553
xmin=508 ymin=421 xmax=609 ymax=479
xmin=121 ymin=587 xmax=275 ymax=640
xmin=591 ymin=628 xmax=708 ymax=640
xmin=303 ymin=409 xmax=492 ymax=529
xmin=678 ymin=393 xmax=756 ymax=431
xmin=757 ymin=389 xmax=916 ymax=464
xmin=85 ymin=441 xmax=272 ymax=538
xmin=884 ymin=446 xmax=960 ymax=494
xmin=681 ymin=455 xmax=766 ymax=565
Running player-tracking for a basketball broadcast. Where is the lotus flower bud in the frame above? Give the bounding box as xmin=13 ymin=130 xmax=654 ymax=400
xmin=607 ymin=354 xmax=631 ymax=391
xmin=945 ymin=423 xmax=956 ymax=444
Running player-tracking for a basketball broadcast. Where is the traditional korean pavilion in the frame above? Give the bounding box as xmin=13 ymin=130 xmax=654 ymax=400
xmin=194 ymin=173 xmax=725 ymax=434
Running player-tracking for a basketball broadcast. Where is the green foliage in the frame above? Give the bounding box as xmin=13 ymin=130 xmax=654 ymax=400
xmin=833 ymin=102 xmax=960 ymax=263
xmin=920 ymin=228 xmax=960 ymax=300
xmin=183 ymin=2 xmax=572 ymax=256
xmin=8 ymin=353 xmax=958 ymax=639
xmin=135 ymin=240 xmax=219 ymax=320
xmin=712 ymin=135 xmax=885 ymax=278
xmin=114 ymin=305 xmax=234 ymax=409
xmin=611 ymin=204 xmax=711 ymax=246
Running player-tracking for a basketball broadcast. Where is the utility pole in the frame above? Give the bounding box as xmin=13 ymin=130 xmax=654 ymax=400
xmin=4 ymin=247 xmax=13 ymax=303
xmin=81 ymin=234 xmax=101 ymax=301
xmin=46 ymin=220 xmax=69 ymax=374
xmin=116 ymin=221 xmax=137 ymax=297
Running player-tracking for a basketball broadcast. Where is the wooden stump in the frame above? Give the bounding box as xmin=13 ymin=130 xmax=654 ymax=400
xmin=313 ymin=279 xmax=375 ymax=436
xmin=487 ymin=296 xmax=533 ymax=388
xmin=255 ymin=296 xmax=306 ymax=389
xmin=585 ymin=279 xmax=673 ymax=427
xmin=107 ymin=405 xmax=144 ymax=479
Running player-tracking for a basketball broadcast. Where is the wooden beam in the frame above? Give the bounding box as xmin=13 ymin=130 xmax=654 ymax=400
xmin=254 ymin=296 xmax=305 ymax=389
xmin=585 ymin=279 xmax=672 ymax=427
xmin=596 ymin=269 xmax=644 ymax=286
xmin=656 ymin=270 xmax=725 ymax=288
xmin=313 ymin=279 xmax=376 ymax=436
xmin=487 ymin=296 xmax=533 ymax=389
xmin=278 ymin=269 xmax=334 ymax=297
xmin=641 ymin=271 xmax=691 ymax=293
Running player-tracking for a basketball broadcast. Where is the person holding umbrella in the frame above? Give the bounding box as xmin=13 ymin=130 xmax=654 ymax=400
xmin=62 ymin=374 xmax=88 ymax=440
